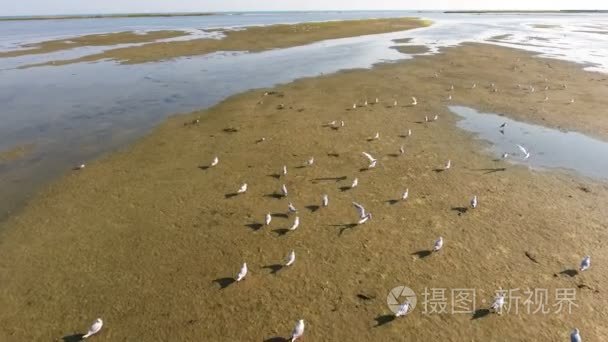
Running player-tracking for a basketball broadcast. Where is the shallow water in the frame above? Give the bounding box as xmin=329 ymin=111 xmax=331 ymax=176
xmin=1 ymin=11 xmax=608 ymax=219
xmin=451 ymin=105 xmax=608 ymax=180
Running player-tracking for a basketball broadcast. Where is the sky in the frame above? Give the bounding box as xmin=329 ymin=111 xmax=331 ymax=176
xmin=2 ymin=0 xmax=607 ymax=16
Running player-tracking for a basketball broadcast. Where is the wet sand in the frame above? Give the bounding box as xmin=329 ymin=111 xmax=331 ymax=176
xmin=1 ymin=43 xmax=608 ymax=341
xmin=19 ymin=17 xmax=430 ymax=67
xmin=0 ymin=30 xmax=190 ymax=58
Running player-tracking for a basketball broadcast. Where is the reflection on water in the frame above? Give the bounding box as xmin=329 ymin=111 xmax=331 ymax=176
xmin=450 ymin=105 xmax=608 ymax=180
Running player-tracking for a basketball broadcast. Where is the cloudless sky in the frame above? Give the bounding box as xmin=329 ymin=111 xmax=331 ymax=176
xmin=2 ymin=0 xmax=607 ymax=16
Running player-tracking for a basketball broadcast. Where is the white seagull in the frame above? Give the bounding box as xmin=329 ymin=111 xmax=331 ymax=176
xmin=471 ymin=83 xmax=476 ymax=89
xmin=282 ymin=165 xmax=288 ymax=176
xmin=74 ymin=164 xmax=86 ymax=170
xmin=402 ymin=188 xmax=409 ymax=200
xmin=450 ymin=84 xmax=454 ymax=90
xmin=236 ymin=262 xmax=248 ymax=282
xmin=288 ymin=202 xmax=298 ymax=213
xmin=411 ymin=97 xmax=417 ymax=106
xmin=358 ymin=213 xmax=372 ymax=225
xmin=290 ymin=319 xmax=305 ymax=342
xmin=470 ymin=195 xmax=478 ymax=209
xmin=569 ymin=98 xmax=575 ymax=104
xmin=393 ymin=100 xmax=398 ymax=107
xmin=579 ymin=255 xmax=591 ymax=271
xmin=424 ymin=116 xmax=429 ymax=122
xmin=501 ymin=153 xmax=509 ymax=159
xmin=516 ymin=144 xmax=530 ymax=160
xmin=352 ymin=103 xmax=357 ymax=109
xmin=82 ymin=318 xmax=103 ymax=339
xmin=340 ymin=120 xmax=345 ymax=127
xmin=289 ymin=216 xmax=300 ymax=231
xmin=265 ymin=213 xmax=272 ymax=226
xmin=352 ymin=202 xmax=367 ymax=218
xmin=306 ymin=157 xmax=314 ymax=166
xmin=375 ymin=97 xmax=379 ymax=104
xmin=571 ymin=328 xmax=582 ymax=342
xmin=444 ymin=160 xmax=452 ymax=170
xmin=210 ymin=156 xmax=219 ymax=167
xmin=281 ymin=184 xmax=288 ymax=197
xmin=433 ymin=237 xmax=444 ymax=252
xmin=237 ymin=183 xmax=248 ymax=194
xmin=447 ymin=94 xmax=452 ymax=101
xmin=395 ymin=300 xmax=411 ymax=317
xmin=433 ymin=114 xmax=439 ymax=121
xmin=364 ymin=100 xmax=368 ymax=106
xmin=372 ymin=132 xmax=380 ymax=140
xmin=351 ymin=178 xmax=359 ymax=189
xmin=407 ymin=129 xmax=412 ymax=137
xmin=362 ymin=152 xmax=377 ymax=168
xmin=285 ymin=250 xmax=296 ymax=266
xmin=322 ymin=194 xmax=329 ymax=207
xmin=490 ymin=293 xmax=505 ymax=314
xmin=399 ymin=146 xmax=405 ymax=155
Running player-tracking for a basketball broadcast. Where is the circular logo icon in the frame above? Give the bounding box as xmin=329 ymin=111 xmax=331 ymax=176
xmin=387 ymin=286 xmax=417 ymax=315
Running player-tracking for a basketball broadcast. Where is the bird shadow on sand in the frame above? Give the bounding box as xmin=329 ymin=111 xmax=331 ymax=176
xmin=387 ymin=153 xmax=400 ymax=158
xmin=212 ymin=277 xmax=236 ymax=289
xmin=263 ymin=337 xmax=288 ymax=342
xmin=471 ymin=309 xmax=491 ymax=320
xmin=245 ymin=223 xmax=263 ymax=231
xmin=311 ymin=176 xmax=346 ymax=182
xmin=273 ymin=228 xmax=290 ymax=236
xmin=264 ymin=193 xmax=285 ymax=199
xmin=433 ymin=168 xmax=445 ymax=173
xmin=271 ymin=213 xmax=289 ymax=218
xmin=414 ymin=121 xmax=427 ymax=124
xmin=306 ymin=205 xmax=320 ymax=213
xmin=198 ymin=165 xmax=210 ymax=170
xmin=374 ymin=314 xmax=396 ymax=327
xmin=267 ymin=173 xmax=281 ymax=179
xmin=339 ymin=186 xmax=353 ymax=192
xmin=451 ymin=206 xmax=469 ymax=215
xmin=559 ymin=269 xmax=579 ymax=277
xmin=295 ymin=165 xmax=307 ymax=169
xmin=327 ymin=152 xmax=340 ymax=157
xmin=263 ymin=264 xmax=284 ymax=275
xmin=411 ymin=250 xmax=432 ymax=259
xmin=62 ymin=334 xmax=85 ymax=342
xmin=332 ymin=223 xmax=358 ymax=236
xmin=225 ymin=193 xmax=239 ymax=198
xmin=386 ymin=199 xmax=400 ymax=205
xmin=474 ymin=167 xmax=506 ymax=174
xmin=359 ymin=168 xmax=371 ymax=172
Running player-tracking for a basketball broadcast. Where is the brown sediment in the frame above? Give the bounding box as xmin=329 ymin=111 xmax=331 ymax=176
xmin=532 ymin=24 xmax=561 ymax=29
xmin=0 ymin=30 xmax=190 ymax=58
xmin=392 ymin=37 xmax=413 ymax=43
xmin=20 ymin=18 xmax=431 ymax=68
xmin=391 ymin=45 xmax=430 ymax=54
xmin=489 ymin=34 xmax=513 ymax=40
xmin=0 ymin=143 xmax=34 ymax=162
xmin=1 ymin=43 xmax=608 ymax=341
xmin=574 ymin=30 xmax=608 ymax=35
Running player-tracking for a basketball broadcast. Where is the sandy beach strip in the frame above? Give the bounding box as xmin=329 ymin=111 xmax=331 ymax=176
xmin=0 ymin=41 xmax=608 ymax=341
xmin=16 ymin=17 xmax=431 ymax=68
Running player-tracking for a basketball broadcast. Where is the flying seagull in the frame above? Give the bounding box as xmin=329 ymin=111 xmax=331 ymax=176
xmin=307 ymin=157 xmax=314 ymax=166
xmin=351 ymin=178 xmax=359 ymax=189
xmin=74 ymin=164 xmax=86 ymax=170
xmin=433 ymin=237 xmax=444 ymax=252
xmin=236 ymin=263 xmax=248 ymax=282
xmin=82 ymin=318 xmax=103 ymax=339
xmin=399 ymin=146 xmax=405 ymax=155
xmin=285 ymin=250 xmax=296 ymax=266
xmin=411 ymin=97 xmax=417 ymax=106
xmin=375 ymin=97 xmax=379 ymax=104
xmin=290 ymin=319 xmax=305 ymax=342
xmin=288 ymin=202 xmax=298 ymax=213
xmin=444 ymin=160 xmax=452 ymax=170
xmin=362 ymin=152 xmax=377 ymax=167
xmin=433 ymin=114 xmax=439 ymax=121
xmin=353 ymin=202 xmax=367 ymax=218
xmin=282 ymin=165 xmax=288 ymax=176
xmin=358 ymin=213 xmax=372 ymax=225
xmin=490 ymin=293 xmax=505 ymax=314
xmin=393 ymin=100 xmax=398 ymax=107
xmin=289 ymin=216 xmax=300 ymax=231
xmin=322 ymin=194 xmax=329 ymax=207
xmin=516 ymin=144 xmax=530 ymax=160
xmin=579 ymin=256 xmax=591 ymax=271
xmin=395 ymin=300 xmax=411 ymax=317
xmin=210 ymin=156 xmax=219 ymax=167
xmin=237 ymin=183 xmax=248 ymax=194
xmin=571 ymin=328 xmax=582 ymax=342
xmin=402 ymin=188 xmax=409 ymax=200
xmin=265 ymin=213 xmax=272 ymax=226
xmin=470 ymin=195 xmax=478 ymax=209
xmin=407 ymin=129 xmax=412 ymax=137
xmin=281 ymin=184 xmax=288 ymax=197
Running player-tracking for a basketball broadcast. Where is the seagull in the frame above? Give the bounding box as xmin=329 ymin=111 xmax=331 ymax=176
xmin=402 ymin=188 xmax=409 ymax=200
xmin=411 ymin=97 xmax=417 ymax=106
xmin=358 ymin=213 xmax=372 ymax=225
xmin=544 ymin=96 xmax=549 ymax=102
xmin=571 ymin=328 xmax=582 ymax=342
xmin=362 ymin=152 xmax=377 ymax=168
xmin=82 ymin=318 xmax=103 ymax=339
xmin=375 ymin=97 xmax=379 ymax=104
xmin=340 ymin=120 xmax=345 ymax=127
xmin=544 ymin=85 xmax=549 ymax=91
xmin=490 ymin=293 xmax=505 ymax=314
xmin=290 ymin=319 xmax=305 ymax=342
xmin=450 ymin=84 xmax=454 ymax=90
xmin=236 ymin=262 xmax=248 ymax=282
xmin=351 ymin=178 xmax=359 ymax=189
xmin=569 ymin=98 xmax=575 ymax=104
xmin=393 ymin=100 xmax=398 ymax=107
xmin=322 ymin=194 xmax=329 ymax=207
xmin=364 ymin=100 xmax=368 ymax=106
xmin=281 ymin=184 xmax=288 ymax=197
xmin=265 ymin=213 xmax=272 ymax=226
xmin=352 ymin=202 xmax=367 ymax=218
xmin=425 ymin=116 xmax=429 ymax=122
xmin=371 ymin=132 xmax=380 ymax=140
xmin=327 ymin=120 xmax=337 ymax=126
xmin=433 ymin=237 xmax=443 ymax=252
xmin=433 ymin=114 xmax=439 ymax=121
xmin=288 ymin=202 xmax=298 ymax=213
xmin=447 ymin=94 xmax=452 ymax=101
xmin=368 ymin=160 xmax=377 ymax=169
xmin=530 ymin=86 xmax=535 ymax=93
xmin=516 ymin=144 xmax=530 ymax=160
xmin=307 ymin=157 xmax=314 ymax=166
xmin=210 ymin=156 xmax=219 ymax=167
xmin=353 ymin=103 xmax=357 ymax=109
xmin=501 ymin=153 xmax=509 ymax=159
xmin=237 ymin=183 xmax=248 ymax=194
xmin=499 ymin=122 xmax=506 ymax=128
xmin=399 ymin=146 xmax=405 ymax=155
xmin=471 ymin=83 xmax=476 ymax=89
xmin=395 ymin=300 xmax=411 ymax=317
xmin=490 ymin=82 xmax=495 ymax=88
xmin=579 ymin=255 xmax=591 ymax=271
xmin=74 ymin=164 xmax=86 ymax=170
xmin=282 ymin=165 xmax=288 ymax=176
xmin=444 ymin=160 xmax=451 ymax=170
xmin=285 ymin=250 xmax=296 ymax=266
xmin=470 ymin=195 xmax=478 ymax=209
xmin=407 ymin=129 xmax=412 ymax=137
xmin=289 ymin=216 xmax=300 ymax=230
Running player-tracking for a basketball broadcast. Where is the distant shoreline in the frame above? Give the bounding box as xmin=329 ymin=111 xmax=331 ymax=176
xmin=444 ymin=10 xmax=608 ymax=14
xmin=0 ymin=12 xmax=216 ymax=21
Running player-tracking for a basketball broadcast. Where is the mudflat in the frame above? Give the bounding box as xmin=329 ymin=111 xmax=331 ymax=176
xmin=0 ymin=43 xmax=607 ymax=341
